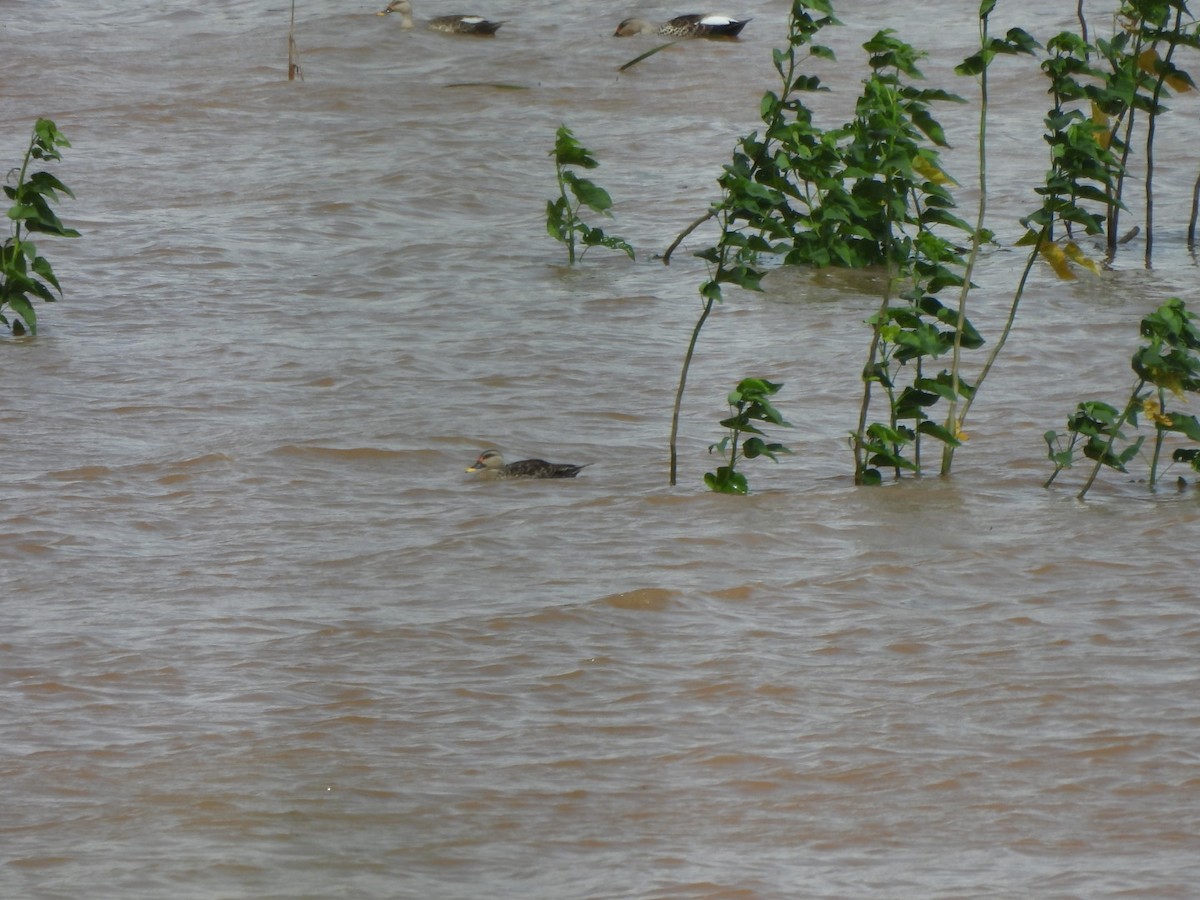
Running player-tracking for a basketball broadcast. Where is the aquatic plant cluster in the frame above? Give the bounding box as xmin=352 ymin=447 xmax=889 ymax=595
xmin=551 ymin=0 xmax=1199 ymax=495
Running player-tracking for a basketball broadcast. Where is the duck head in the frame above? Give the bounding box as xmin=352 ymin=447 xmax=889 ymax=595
xmin=377 ymin=0 xmax=415 ymax=27
xmin=614 ymin=17 xmax=657 ymax=36
xmin=466 ymin=449 xmax=505 ymax=475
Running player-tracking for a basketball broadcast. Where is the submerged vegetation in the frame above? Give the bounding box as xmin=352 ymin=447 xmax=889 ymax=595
xmin=546 ymin=125 xmax=634 ymax=265
xmin=705 ymin=378 xmax=792 ymax=494
xmin=2 ymin=118 xmax=78 ymax=336
xmin=1045 ymin=297 xmax=1200 ymax=497
xmin=650 ymin=0 xmax=1199 ymax=494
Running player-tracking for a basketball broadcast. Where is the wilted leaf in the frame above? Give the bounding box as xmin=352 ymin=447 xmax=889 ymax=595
xmin=1039 ymin=242 xmax=1076 ymax=279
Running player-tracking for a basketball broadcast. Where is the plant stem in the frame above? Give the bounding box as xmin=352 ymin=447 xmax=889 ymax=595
xmin=1148 ymin=387 xmax=1166 ymax=488
xmin=663 ymin=209 xmax=717 ymax=266
xmin=942 ymin=9 xmax=991 ymax=476
xmin=288 ymin=0 xmax=302 ymax=81
xmin=853 ymin=272 xmax=895 ymax=483
xmin=669 ymin=294 xmax=716 ymax=486
xmin=949 ymin=227 xmax=1045 ymax=450
xmin=1142 ymin=6 xmax=1185 ymax=268
xmin=1077 ymin=378 xmax=1145 ymax=500
xmin=1189 ymin=166 xmax=1200 ymax=251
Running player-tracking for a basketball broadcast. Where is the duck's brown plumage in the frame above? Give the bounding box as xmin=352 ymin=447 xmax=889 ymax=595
xmin=377 ymin=0 xmax=503 ymax=35
xmin=614 ymin=14 xmax=750 ymax=38
xmin=466 ymin=449 xmax=589 ymax=479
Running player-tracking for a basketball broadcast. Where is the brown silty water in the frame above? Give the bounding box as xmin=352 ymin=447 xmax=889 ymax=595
xmin=2 ymin=1 xmax=1199 ymax=897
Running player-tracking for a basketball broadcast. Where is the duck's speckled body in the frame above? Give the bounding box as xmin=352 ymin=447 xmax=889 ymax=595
xmin=377 ymin=0 xmax=503 ymax=35
xmin=466 ymin=449 xmax=589 ymax=479
xmin=614 ymin=14 xmax=750 ymax=38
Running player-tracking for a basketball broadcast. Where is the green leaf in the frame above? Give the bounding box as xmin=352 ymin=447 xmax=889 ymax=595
xmin=6 ymin=295 xmax=37 ymax=334
xmin=1166 ymin=413 xmax=1200 ymax=441
xmin=743 ymin=437 xmax=791 ymax=460
xmin=956 ymin=52 xmax=988 ymax=77
xmin=568 ymin=177 xmax=614 ymax=214
xmin=704 ymin=466 xmax=749 ymax=494
xmin=910 ymin=108 xmax=951 ymax=147
xmin=618 ymin=41 xmax=677 ymax=73
xmin=552 ymin=125 xmax=598 ymax=169
xmin=917 ymin=420 xmax=962 ymax=445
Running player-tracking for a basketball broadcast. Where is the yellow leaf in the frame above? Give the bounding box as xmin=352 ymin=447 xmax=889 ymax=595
xmin=1090 ymin=102 xmax=1111 ymax=149
xmin=1040 ymin=243 xmax=1076 ymax=280
xmin=1138 ymin=48 xmax=1161 ymax=75
xmin=1142 ymin=397 xmax=1174 ymax=427
xmin=1063 ymin=241 xmax=1101 ymax=275
xmin=1138 ymin=48 xmax=1194 ymax=93
xmin=913 ymin=154 xmax=955 ymax=186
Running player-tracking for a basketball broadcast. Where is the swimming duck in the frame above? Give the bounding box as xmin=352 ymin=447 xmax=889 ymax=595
xmin=466 ymin=449 xmax=590 ymax=479
xmin=614 ymin=14 xmax=750 ymax=38
xmin=377 ymin=0 xmax=504 ymax=35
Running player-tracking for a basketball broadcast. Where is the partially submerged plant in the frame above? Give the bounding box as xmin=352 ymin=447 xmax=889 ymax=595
xmin=546 ymin=125 xmax=633 ymax=264
xmin=2 ymin=118 xmax=79 ymax=336
xmin=1045 ymin=298 xmax=1200 ymax=498
xmin=846 ymin=30 xmax=980 ymax=485
xmin=705 ymin=377 xmax=792 ymax=494
xmin=667 ymin=0 xmax=840 ymax=487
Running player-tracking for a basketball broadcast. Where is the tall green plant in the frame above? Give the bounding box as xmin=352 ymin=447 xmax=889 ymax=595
xmin=667 ymin=0 xmax=840 ymax=486
xmin=847 ymin=31 xmax=979 ymax=485
xmin=940 ymin=3 xmax=1040 ymax=475
xmin=546 ymin=125 xmax=633 ymax=264
xmin=945 ymin=26 xmax=1122 ymax=473
xmin=2 ymin=118 xmax=78 ymax=336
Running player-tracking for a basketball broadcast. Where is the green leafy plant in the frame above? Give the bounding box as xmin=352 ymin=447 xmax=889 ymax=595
xmin=546 ymin=125 xmax=633 ymax=264
xmin=2 ymin=118 xmax=78 ymax=335
xmin=667 ymin=0 xmax=840 ymax=486
xmin=938 ymin=2 xmax=1040 ymax=475
xmin=1045 ymin=298 xmax=1200 ymax=498
xmin=1099 ymin=2 xmax=1197 ymax=262
xmin=705 ymin=377 xmax=792 ymax=494
xmin=660 ymin=0 xmax=1194 ymax=490
xmin=944 ymin=18 xmax=1128 ymax=475
xmin=845 ymin=30 xmax=980 ymax=484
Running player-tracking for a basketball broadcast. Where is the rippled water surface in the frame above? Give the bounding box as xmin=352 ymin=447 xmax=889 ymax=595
xmin=3 ymin=1 xmax=1200 ymax=897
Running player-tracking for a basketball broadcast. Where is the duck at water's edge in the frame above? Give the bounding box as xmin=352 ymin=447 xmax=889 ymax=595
xmin=377 ymin=0 xmax=504 ymax=35
xmin=466 ymin=449 xmax=590 ymax=479
xmin=614 ymin=14 xmax=750 ymax=38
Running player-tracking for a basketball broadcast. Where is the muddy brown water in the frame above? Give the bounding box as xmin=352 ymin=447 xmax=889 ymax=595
xmin=3 ymin=1 xmax=1199 ymax=897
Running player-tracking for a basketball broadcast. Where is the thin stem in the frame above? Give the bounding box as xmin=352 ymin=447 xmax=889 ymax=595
xmin=663 ymin=209 xmax=717 ymax=266
xmin=1077 ymin=378 xmax=1145 ymax=500
xmin=1105 ymin=28 xmax=1146 ymax=257
xmin=942 ymin=9 xmax=991 ymax=476
xmin=669 ymin=295 xmax=716 ymax=486
xmin=1148 ymin=387 xmax=1165 ymax=487
xmin=1143 ymin=6 xmax=1185 ymax=268
xmin=1188 ymin=165 xmax=1200 ymax=251
xmin=854 ymin=272 xmax=896 ymax=483
xmin=11 ymin=128 xmax=37 ymax=248
xmin=953 ymin=227 xmax=1046 ymax=434
xmin=288 ymin=0 xmax=302 ymax=81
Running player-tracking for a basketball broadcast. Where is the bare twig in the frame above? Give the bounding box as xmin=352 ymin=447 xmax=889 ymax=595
xmin=662 ymin=209 xmax=717 ymax=265
xmin=288 ymin=0 xmax=303 ymax=81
